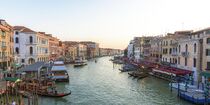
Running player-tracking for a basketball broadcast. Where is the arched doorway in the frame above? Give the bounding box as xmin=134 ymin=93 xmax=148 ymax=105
xmin=28 ymin=58 xmax=35 ymax=64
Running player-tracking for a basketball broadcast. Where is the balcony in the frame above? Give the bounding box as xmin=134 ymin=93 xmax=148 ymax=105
xmin=181 ymin=52 xmax=189 ymax=57
xmin=2 ymin=46 xmax=6 ymax=50
xmin=171 ymin=52 xmax=178 ymax=56
xmin=1 ymin=35 xmax=6 ymax=38
xmin=0 ymin=56 xmax=9 ymax=61
xmin=26 ymin=41 xmax=37 ymax=45
xmin=143 ymin=44 xmax=151 ymax=48
xmin=170 ymin=42 xmax=178 ymax=46
xmin=26 ymin=54 xmax=37 ymax=57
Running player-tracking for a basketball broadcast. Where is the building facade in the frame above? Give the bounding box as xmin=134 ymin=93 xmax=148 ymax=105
xmin=80 ymin=41 xmax=99 ymax=59
xmin=14 ymin=26 xmax=49 ymax=65
xmin=76 ymin=44 xmax=87 ymax=60
xmin=46 ymin=34 xmax=60 ymax=61
xmin=0 ymin=19 xmax=14 ymax=69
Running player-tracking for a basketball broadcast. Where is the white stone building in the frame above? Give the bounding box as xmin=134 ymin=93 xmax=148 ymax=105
xmin=76 ymin=44 xmax=87 ymax=60
xmin=127 ymin=40 xmax=134 ymax=60
xmin=13 ymin=26 xmax=49 ymax=65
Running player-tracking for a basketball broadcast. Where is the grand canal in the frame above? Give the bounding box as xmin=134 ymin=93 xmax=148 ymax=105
xmin=39 ymin=57 xmax=193 ymax=105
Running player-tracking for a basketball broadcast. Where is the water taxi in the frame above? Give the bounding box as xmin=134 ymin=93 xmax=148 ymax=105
xmin=74 ymin=58 xmax=87 ymax=67
xmin=51 ymin=61 xmax=69 ymax=82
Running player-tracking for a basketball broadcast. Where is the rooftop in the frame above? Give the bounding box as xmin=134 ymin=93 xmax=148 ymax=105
xmin=13 ymin=26 xmax=36 ymax=33
xmin=21 ymin=62 xmax=45 ymax=72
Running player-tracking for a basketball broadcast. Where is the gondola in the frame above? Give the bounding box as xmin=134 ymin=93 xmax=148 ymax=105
xmin=38 ymin=91 xmax=71 ymax=97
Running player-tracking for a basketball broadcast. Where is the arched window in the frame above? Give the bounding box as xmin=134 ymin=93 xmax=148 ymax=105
xmin=29 ymin=36 xmax=33 ymax=43
xmin=15 ymin=37 xmax=19 ymax=43
xmin=178 ymin=45 xmax=181 ymax=53
xmin=185 ymin=44 xmax=188 ymax=52
xmin=15 ymin=47 xmax=19 ymax=54
xmin=194 ymin=43 xmax=196 ymax=53
xmin=30 ymin=47 xmax=33 ymax=55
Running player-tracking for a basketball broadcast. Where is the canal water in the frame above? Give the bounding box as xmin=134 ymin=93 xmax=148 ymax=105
xmin=39 ymin=57 xmax=193 ymax=105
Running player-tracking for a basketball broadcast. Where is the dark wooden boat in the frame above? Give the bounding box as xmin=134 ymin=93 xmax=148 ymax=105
xmin=38 ymin=91 xmax=71 ymax=97
xmin=74 ymin=63 xmax=87 ymax=67
xmin=138 ymin=75 xmax=148 ymax=79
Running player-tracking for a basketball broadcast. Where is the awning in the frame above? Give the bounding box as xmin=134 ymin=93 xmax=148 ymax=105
xmin=4 ymin=77 xmax=21 ymax=83
xmin=200 ymin=71 xmax=210 ymax=78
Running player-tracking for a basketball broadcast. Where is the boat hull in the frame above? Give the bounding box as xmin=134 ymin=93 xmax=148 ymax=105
xmin=74 ymin=63 xmax=87 ymax=67
xmin=38 ymin=91 xmax=71 ymax=98
xmin=55 ymin=78 xmax=69 ymax=82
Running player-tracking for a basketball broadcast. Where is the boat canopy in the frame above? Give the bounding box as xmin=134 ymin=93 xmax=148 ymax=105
xmin=51 ymin=66 xmax=67 ymax=71
xmin=54 ymin=61 xmax=64 ymax=65
xmin=52 ymin=76 xmax=68 ymax=79
xmin=200 ymin=71 xmax=210 ymax=78
xmin=4 ymin=77 xmax=21 ymax=83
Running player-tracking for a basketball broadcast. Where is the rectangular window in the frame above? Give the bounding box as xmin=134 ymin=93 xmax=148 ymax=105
xmin=178 ymin=57 xmax=180 ymax=64
xmin=169 ymin=48 xmax=172 ymax=54
xmin=2 ymin=31 xmax=5 ymax=37
xmin=207 ymin=62 xmax=210 ymax=70
xmin=193 ymin=58 xmax=196 ymax=67
xmin=207 ymin=38 xmax=210 ymax=44
xmin=2 ymin=41 xmax=6 ymax=46
xmin=185 ymin=57 xmax=187 ymax=66
xmin=21 ymin=59 xmax=25 ymax=63
xmin=206 ymin=49 xmax=210 ymax=56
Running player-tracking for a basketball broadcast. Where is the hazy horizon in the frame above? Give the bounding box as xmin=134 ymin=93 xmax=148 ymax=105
xmin=1 ymin=0 xmax=210 ymax=49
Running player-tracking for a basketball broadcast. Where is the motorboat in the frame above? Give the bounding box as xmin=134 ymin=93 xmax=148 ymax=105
xmin=51 ymin=61 xmax=69 ymax=82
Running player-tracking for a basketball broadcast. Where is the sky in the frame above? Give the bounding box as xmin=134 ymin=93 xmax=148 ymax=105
xmin=1 ymin=0 xmax=210 ymax=49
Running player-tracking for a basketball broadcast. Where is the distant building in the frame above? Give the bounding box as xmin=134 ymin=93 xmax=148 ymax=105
xmin=127 ymin=40 xmax=134 ymax=60
xmin=150 ymin=36 xmax=162 ymax=63
xmin=99 ymin=48 xmax=122 ymax=56
xmin=133 ymin=37 xmax=141 ymax=62
xmin=76 ymin=43 xmax=87 ymax=60
xmin=63 ymin=41 xmax=79 ymax=61
xmin=80 ymin=41 xmax=99 ymax=59
xmin=45 ymin=34 xmax=60 ymax=61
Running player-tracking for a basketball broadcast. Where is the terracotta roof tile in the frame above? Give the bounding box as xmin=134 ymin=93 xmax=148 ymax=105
xmin=13 ymin=26 xmax=36 ymax=33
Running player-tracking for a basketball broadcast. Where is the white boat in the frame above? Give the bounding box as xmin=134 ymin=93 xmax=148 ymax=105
xmin=169 ymin=82 xmax=196 ymax=91
xmin=51 ymin=61 xmax=69 ymax=82
xmin=74 ymin=58 xmax=87 ymax=67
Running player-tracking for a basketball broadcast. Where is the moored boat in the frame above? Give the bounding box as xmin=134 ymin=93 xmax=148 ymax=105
xmin=74 ymin=58 xmax=87 ymax=67
xmin=38 ymin=91 xmax=71 ymax=97
xmin=169 ymin=82 xmax=196 ymax=91
xmin=51 ymin=61 xmax=69 ymax=82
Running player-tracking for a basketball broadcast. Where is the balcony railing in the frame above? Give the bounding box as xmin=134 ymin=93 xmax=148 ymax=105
xmin=143 ymin=44 xmax=151 ymax=48
xmin=1 ymin=34 xmax=6 ymax=38
xmin=2 ymin=46 xmax=6 ymax=50
xmin=170 ymin=42 xmax=178 ymax=46
xmin=181 ymin=52 xmax=189 ymax=57
xmin=26 ymin=41 xmax=37 ymax=45
xmin=0 ymin=56 xmax=9 ymax=60
xmin=171 ymin=52 xmax=178 ymax=56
